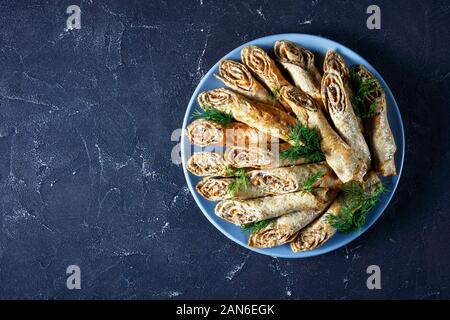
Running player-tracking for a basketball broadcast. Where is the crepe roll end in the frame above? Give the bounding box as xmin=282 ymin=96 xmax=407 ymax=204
xmin=279 ymin=86 xmax=318 ymax=112
xmin=379 ymin=159 xmax=397 ymax=177
xmin=186 ymin=152 xmax=228 ymax=177
xmin=196 ymin=177 xmax=231 ymax=201
xmin=224 ymin=146 xmax=274 ymax=168
xmin=321 ymin=71 xmax=347 ymax=114
xmin=290 ymin=221 xmax=332 ymax=252
xmin=323 ymin=50 xmax=349 ymax=79
xmin=186 ymin=119 xmax=224 ymax=147
xmin=216 ymin=60 xmax=254 ymax=90
xmin=197 ymin=88 xmax=237 ymax=110
xmin=215 ymin=200 xmax=259 ymax=225
xmin=241 ymin=46 xmax=274 ymax=82
xmin=274 ymin=40 xmax=314 ymax=69
xmin=248 ymin=223 xmax=293 ymax=248
xmin=248 ymin=170 xmax=297 ymax=194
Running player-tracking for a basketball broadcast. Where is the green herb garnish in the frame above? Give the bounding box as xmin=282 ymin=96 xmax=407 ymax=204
xmin=191 ymin=106 xmax=233 ymax=127
xmin=325 ymin=181 xmax=387 ymax=233
xmin=267 ymin=88 xmax=280 ymax=104
xmin=225 ymin=166 xmax=250 ymax=196
xmin=349 ymin=68 xmax=379 ymax=119
xmin=242 ymin=219 xmax=274 ymax=234
xmin=281 ymin=121 xmax=325 ymax=163
xmin=302 ymin=170 xmax=325 ymax=193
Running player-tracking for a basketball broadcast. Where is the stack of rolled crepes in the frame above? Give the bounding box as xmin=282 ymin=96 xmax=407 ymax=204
xmin=186 ymin=41 xmax=397 ymax=251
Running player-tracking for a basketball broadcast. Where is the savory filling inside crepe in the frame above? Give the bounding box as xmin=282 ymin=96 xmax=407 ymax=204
xmin=186 ymin=152 xmax=229 ymax=177
xmin=215 ymin=60 xmax=284 ymax=110
xmin=323 ymin=50 xmax=349 ymax=79
xmin=186 ymin=119 xmax=227 ymax=146
xmin=241 ymin=45 xmax=291 ymax=93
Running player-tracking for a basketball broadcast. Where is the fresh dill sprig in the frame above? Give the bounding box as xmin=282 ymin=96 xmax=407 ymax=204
xmin=280 ymin=121 xmax=325 ymax=163
xmin=242 ymin=218 xmax=274 ymax=234
xmin=349 ymin=68 xmax=379 ymax=119
xmin=225 ymin=166 xmax=250 ymax=196
xmin=191 ymin=106 xmax=233 ymax=127
xmin=325 ymin=181 xmax=387 ymax=233
xmin=267 ymin=88 xmax=280 ymax=104
xmin=302 ymin=170 xmax=325 ymax=193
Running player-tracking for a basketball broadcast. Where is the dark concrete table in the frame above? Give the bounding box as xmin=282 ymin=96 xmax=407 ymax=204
xmin=0 ymin=0 xmax=449 ymax=299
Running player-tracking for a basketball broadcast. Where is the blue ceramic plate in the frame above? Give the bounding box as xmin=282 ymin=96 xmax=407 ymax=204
xmin=181 ymin=34 xmax=404 ymax=258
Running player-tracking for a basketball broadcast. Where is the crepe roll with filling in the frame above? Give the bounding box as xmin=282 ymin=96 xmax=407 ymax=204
xmin=274 ymin=40 xmax=322 ymax=105
xmin=186 ymin=152 xmax=230 ymax=177
xmin=279 ymin=86 xmax=366 ymax=183
xmin=321 ymin=71 xmax=372 ymax=169
xmin=323 ymin=50 xmax=350 ymax=80
xmin=248 ymin=189 xmax=339 ymax=248
xmin=215 ymin=60 xmax=285 ymax=111
xmin=355 ymin=65 xmax=397 ymax=176
xmin=248 ymin=163 xmax=341 ymax=194
xmin=324 ymin=50 xmax=365 ymax=132
xmin=198 ymin=88 xmax=296 ymax=144
xmin=215 ymin=188 xmax=336 ymax=225
xmin=186 ymin=119 xmax=275 ymax=147
xmin=224 ymin=143 xmax=308 ymax=169
xmin=241 ymin=45 xmax=292 ymax=113
xmin=196 ymin=177 xmax=268 ymax=201
xmin=291 ymin=171 xmax=381 ymax=252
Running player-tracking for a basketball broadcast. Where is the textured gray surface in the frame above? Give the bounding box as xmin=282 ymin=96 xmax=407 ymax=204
xmin=0 ymin=0 xmax=449 ymax=299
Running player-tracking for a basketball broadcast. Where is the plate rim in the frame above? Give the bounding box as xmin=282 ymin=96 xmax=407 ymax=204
xmin=180 ymin=33 xmax=405 ymax=259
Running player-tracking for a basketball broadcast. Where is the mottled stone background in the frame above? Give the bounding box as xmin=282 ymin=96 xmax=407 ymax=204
xmin=0 ymin=0 xmax=449 ymax=299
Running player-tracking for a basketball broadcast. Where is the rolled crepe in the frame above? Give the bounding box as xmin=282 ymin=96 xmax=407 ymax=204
xmin=186 ymin=119 xmax=274 ymax=147
xmin=198 ymin=88 xmax=297 ymax=143
xmin=241 ymin=45 xmax=292 ymax=114
xmin=187 ymin=146 xmax=304 ymax=177
xmin=274 ymin=40 xmax=322 ymax=104
xmin=197 ymin=163 xmax=339 ymax=201
xmin=323 ymin=50 xmax=350 ymax=80
xmin=224 ymin=143 xmax=308 ymax=169
xmin=324 ymin=50 xmax=364 ymax=132
xmin=241 ymin=45 xmax=291 ymax=92
xmin=321 ymin=71 xmax=372 ymax=169
xmin=186 ymin=152 xmax=229 ymax=177
xmin=215 ymin=60 xmax=284 ymax=110
xmin=248 ymin=163 xmax=341 ymax=194
xmin=248 ymin=189 xmax=339 ymax=248
xmin=215 ymin=188 xmax=336 ymax=225
xmin=291 ymin=171 xmax=381 ymax=252
xmin=196 ymin=177 xmax=268 ymax=201
xmin=279 ymin=86 xmax=366 ymax=183
xmin=356 ymin=65 xmax=397 ymax=176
